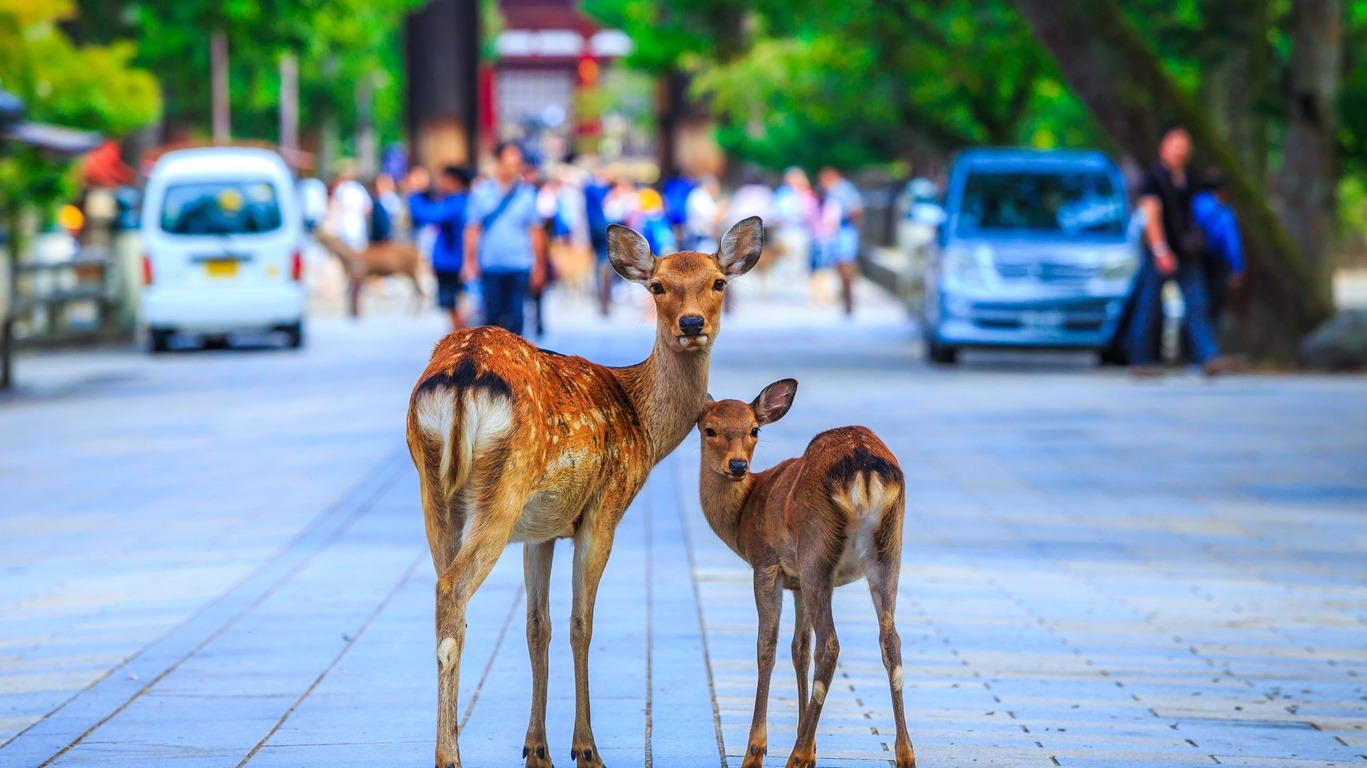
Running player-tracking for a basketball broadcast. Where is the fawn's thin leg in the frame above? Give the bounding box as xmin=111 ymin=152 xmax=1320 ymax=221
xmin=522 ymin=540 xmax=556 ymax=768
xmin=790 ymin=593 xmax=811 ymax=725
xmin=743 ymin=566 xmax=785 ymax=768
xmin=568 ymin=521 xmax=617 ymax=768
xmin=866 ymin=544 xmax=916 ymax=768
xmin=787 ymin=576 xmax=837 ymax=768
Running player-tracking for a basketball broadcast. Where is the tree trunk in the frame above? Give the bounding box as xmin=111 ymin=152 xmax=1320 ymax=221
xmin=1012 ymin=0 xmax=1333 ymax=359
xmin=210 ymin=29 xmax=230 ymax=143
xmin=279 ymin=52 xmax=299 ymax=157
xmin=654 ymin=68 xmax=687 ymax=179
xmin=1275 ymin=0 xmax=1342 ymax=295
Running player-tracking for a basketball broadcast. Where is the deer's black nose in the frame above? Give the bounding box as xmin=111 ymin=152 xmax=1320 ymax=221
xmin=728 ymin=459 xmax=748 ymax=476
xmin=679 ymin=315 xmax=705 ymax=337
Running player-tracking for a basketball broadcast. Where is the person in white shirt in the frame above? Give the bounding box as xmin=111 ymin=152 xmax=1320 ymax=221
xmin=684 ymin=175 xmax=723 ymax=253
xmin=328 ymin=163 xmax=372 ymax=253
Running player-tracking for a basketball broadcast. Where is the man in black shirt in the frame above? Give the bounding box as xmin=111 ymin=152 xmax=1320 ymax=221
xmin=1126 ymin=124 xmax=1221 ymax=369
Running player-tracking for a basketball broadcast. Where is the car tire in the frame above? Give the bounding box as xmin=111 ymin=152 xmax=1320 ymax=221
xmin=149 ymin=328 xmax=174 ymax=354
xmin=283 ymin=321 xmax=304 ymax=349
xmin=925 ymin=333 xmax=958 ymax=365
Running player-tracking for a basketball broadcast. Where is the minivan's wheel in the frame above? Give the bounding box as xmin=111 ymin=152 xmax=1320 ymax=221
xmin=283 ymin=321 xmax=304 ymax=349
xmin=926 ymin=335 xmax=959 ymax=365
xmin=149 ymin=328 xmax=174 ymax=354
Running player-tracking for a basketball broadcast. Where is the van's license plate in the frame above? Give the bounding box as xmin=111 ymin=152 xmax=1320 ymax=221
xmin=1020 ymin=310 xmax=1065 ymax=329
xmin=205 ymin=259 xmax=238 ymax=278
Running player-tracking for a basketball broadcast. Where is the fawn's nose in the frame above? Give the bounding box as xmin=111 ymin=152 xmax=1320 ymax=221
xmin=728 ymin=459 xmax=748 ymax=477
xmin=679 ymin=315 xmax=705 ymax=337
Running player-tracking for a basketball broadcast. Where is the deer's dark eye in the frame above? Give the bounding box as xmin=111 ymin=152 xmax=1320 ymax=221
xmin=704 ymin=428 xmax=717 ymax=437
xmin=750 ymin=428 xmax=760 ymax=438
xmin=713 ymin=278 xmax=727 ymax=292
xmin=648 ymin=282 xmax=665 ymax=295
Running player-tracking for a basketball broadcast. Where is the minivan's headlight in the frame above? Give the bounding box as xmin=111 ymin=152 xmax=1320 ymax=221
xmin=1099 ymin=247 xmax=1140 ymax=281
xmin=943 ymin=245 xmax=992 ymax=286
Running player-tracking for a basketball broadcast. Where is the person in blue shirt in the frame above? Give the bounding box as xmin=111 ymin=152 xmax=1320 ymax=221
xmin=407 ymin=165 xmax=471 ymax=332
xmin=463 ymin=142 xmax=546 ymax=337
xmin=583 ymin=168 xmax=612 ymax=316
xmin=1191 ymin=173 xmax=1245 ymax=325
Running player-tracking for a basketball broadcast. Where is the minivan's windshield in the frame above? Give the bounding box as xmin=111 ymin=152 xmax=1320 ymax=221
xmin=955 ymin=169 xmax=1125 ymax=237
xmin=161 ymin=180 xmax=282 ymax=235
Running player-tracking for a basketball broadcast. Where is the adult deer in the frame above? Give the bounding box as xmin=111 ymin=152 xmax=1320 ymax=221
xmin=406 ymin=218 xmax=763 ymax=768
xmin=695 ymin=379 xmax=916 ymax=768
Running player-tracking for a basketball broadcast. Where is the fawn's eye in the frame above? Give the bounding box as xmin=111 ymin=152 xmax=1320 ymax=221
xmin=713 ymin=278 xmax=727 ymax=292
xmin=750 ymin=428 xmax=760 ymax=438
xmin=704 ymin=428 xmax=716 ymax=437
xmin=648 ymin=282 xmax=665 ymax=295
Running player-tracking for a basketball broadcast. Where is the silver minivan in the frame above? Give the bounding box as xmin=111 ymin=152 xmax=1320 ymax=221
xmin=921 ymin=149 xmax=1139 ymax=363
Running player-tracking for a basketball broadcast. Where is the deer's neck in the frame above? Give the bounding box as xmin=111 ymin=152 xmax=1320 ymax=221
xmin=698 ymin=467 xmax=755 ymax=556
xmin=616 ymin=341 xmax=711 ymax=465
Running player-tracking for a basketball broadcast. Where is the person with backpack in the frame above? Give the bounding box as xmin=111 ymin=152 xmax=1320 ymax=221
xmin=1126 ymin=124 xmax=1223 ymax=374
xmin=407 ymin=165 xmax=472 ymax=332
xmin=463 ymin=142 xmax=546 ymax=337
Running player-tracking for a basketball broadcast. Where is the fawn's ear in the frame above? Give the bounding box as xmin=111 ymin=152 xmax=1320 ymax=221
xmin=608 ymin=224 xmax=654 ymax=283
xmin=752 ymin=378 xmax=798 ymax=425
xmin=718 ymin=216 xmax=764 ymax=276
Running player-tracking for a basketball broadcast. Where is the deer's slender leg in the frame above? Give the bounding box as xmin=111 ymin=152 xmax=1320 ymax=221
xmin=434 ymin=483 xmax=523 ymax=768
xmin=522 ymin=540 xmax=556 ymax=768
xmin=567 ymin=518 xmax=617 ymax=768
xmin=743 ymin=565 xmax=784 ymax=768
xmin=790 ymin=591 xmax=811 ymax=725
xmin=864 ymin=530 xmax=915 ymax=768
xmin=787 ymin=573 xmax=836 ymax=768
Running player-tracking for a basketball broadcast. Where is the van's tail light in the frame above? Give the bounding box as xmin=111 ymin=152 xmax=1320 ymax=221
xmin=141 ymin=254 xmax=153 ymax=286
xmin=290 ymin=250 xmax=303 ymax=281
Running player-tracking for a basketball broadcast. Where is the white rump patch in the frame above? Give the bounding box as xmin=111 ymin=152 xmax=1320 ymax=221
xmin=415 ymin=386 xmax=514 ymax=490
xmin=437 ymin=637 xmax=457 ymax=671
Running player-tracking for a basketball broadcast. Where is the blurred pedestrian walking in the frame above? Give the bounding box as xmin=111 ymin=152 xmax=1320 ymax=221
xmin=583 ymin=163 xmax=613 ymax=315
xmin=818 ymin=166 xmax=863 ymax=316
xmin=1191 ymin=173 xmax=1245 ymax=326
xmin=464 ymin=142 xmax=546 ymax=337
xmin=407 ymin=165 xmax=471 ymax=332
xmin=1126 ymin=124 xmax=1222 ymax=373
xmin=634 ymin=187 xmax=677 ymax=256
xmin=327 ymin=161 xmax=372 ymax=254
xmin=772 ymin=166 xmax=821 ymax=277
xmin=684 ymin=174 xmax=723 ymax=253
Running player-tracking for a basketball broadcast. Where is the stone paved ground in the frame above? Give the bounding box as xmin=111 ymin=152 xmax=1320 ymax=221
xmin=1 ymin=280 xmax=1365 ymax=768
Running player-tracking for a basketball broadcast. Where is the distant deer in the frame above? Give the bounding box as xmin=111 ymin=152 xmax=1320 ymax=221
xmin=406 ymin=218 xmax=763 ymax=768
xmin=695 ymin=379 xmax=915 ymax=768
xmin=314 ymin=229 xmax=425 ymax=316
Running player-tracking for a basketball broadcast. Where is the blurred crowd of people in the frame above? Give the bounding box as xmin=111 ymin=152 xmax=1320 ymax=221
xmin=312 ymin=147 xmax=872 ymax=339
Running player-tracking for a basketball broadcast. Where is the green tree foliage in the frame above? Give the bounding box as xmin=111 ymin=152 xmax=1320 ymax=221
xmin=0 ymin=0 xmax=159 ymax=256
xmin=72 ymin=0 xmax=426 ymax=158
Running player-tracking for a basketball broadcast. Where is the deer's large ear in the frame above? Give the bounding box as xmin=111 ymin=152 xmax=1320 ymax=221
xmin=752 ymin=378 xmax=797 ymax=425
xmin=718 ymin=216 xmax=764 ymax=276
xmin=608 ymin=224 xmax=654 ymax=283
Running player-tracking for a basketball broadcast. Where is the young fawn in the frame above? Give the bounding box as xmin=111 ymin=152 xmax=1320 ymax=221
xmin=406 ymin=218 xmax=763 ymax=768
xmin=695 ymin=379 xmax=916 ymax=768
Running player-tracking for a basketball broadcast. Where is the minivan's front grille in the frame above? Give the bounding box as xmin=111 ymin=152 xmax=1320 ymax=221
xmin=994 ymin=261 xmax=1096 ymax=285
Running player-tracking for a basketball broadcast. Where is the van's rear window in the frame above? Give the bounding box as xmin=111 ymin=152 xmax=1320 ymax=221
xmin=956 ymin=170 xmax=1125 ymax=236
xmin=161 ymin=181 xmax=282 ymax=235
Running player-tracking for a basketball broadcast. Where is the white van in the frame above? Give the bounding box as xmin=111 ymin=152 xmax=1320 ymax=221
xmin=140 ymin=147 xmax=306 ymax=351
